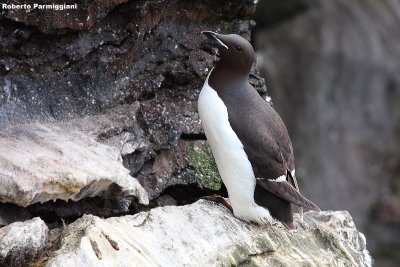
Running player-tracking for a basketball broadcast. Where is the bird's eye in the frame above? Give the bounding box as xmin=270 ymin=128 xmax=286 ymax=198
xmin=235 ymin=45 xmax=242 ymax=51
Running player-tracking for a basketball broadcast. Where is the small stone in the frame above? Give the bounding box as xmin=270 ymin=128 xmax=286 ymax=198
xmin=0 ymin=217 xmax=48 ymax=267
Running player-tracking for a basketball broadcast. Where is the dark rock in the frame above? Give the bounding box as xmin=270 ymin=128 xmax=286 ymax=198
xmin=4 ymin=0 xmax=129 ymax=32
xmin=0 ymin=203 xmax=32 ymax=227
xmin=27 ymin=194 xmax=135 ymax=226
xmin=0 ymin=0 xmax=264 ymax=129
xmin=155 ymin=194 xmax=177 ymax=207
xmin=250 ymin=64 xmax=267 ymax=94
xmin=138 ymin=98 xmax=181 ymax=150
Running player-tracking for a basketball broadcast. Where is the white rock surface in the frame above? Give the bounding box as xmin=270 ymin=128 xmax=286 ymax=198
xmin=43 ymin=200 xmax=372 ymax=267
xmin=0 ymin=217 xmax=48 ymax=266
xmin=0 ymin=123 xmax=149 ymax=207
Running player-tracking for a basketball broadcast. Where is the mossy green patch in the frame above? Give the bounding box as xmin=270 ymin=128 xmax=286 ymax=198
xmin=189 ymin=143 xmax=221 ymax=190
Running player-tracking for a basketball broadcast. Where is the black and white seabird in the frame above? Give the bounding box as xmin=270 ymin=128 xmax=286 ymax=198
xmin=198 ymin=31 xmax=320 ymax=229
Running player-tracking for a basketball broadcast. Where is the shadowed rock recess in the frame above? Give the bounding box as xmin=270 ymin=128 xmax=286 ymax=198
xmin=0 ymin=0 xmax=371 ymax=266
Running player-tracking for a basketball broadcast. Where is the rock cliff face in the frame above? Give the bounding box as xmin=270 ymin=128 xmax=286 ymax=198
xmin=0 ymin=0 xmax=374 ymax=266
xmin=0 ymin=0 xmax=264 ymax=203
xmin=254 ymin=0 xmax=400 ymax=265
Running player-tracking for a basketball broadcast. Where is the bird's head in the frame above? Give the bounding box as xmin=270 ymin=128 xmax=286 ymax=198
xmin=202 ymin=31 xmax=255 ymax=75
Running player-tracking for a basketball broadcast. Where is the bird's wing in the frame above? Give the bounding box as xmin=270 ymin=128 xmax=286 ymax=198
xmin=232 ymin=123 xmax=289 ymax=182
xmin=220 ymin=85 xmax=318 ymax=210
xmin=226 ymin=101 xmax=318 ymax=210
xmin=240 ymin=133 xmax=320 ymax=211
xmin=223 ymin=93 xmax=294 ymax=180
xmin=256 ymin=179 xmax=320 ymax=211
xmin=245 ymin=136 xmax=319 ymax=210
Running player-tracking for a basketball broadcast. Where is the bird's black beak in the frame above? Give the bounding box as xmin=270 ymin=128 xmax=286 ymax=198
xmin=202 ymin=31 xmax=228 ymax=50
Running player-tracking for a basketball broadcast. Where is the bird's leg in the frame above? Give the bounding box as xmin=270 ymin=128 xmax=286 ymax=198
xmin=202 ymin=194 xmax=233 ymax=213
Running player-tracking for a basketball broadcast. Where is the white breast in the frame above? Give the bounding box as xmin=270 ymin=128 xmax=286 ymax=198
xmin=197 ymin=72 xmax=272 ymax=224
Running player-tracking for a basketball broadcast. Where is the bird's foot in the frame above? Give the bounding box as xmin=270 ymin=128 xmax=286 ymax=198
xmin=202 ymin=194 xmax=233 ymax=213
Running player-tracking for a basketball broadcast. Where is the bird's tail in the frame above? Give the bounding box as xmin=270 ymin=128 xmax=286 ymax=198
xmin=256 ymin=179 xmax=320 ymax=212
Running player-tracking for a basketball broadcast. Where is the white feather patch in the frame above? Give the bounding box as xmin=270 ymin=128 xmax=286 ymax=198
xmin=198 ymin=71 xmax=271 ymax=224
xmin=269 ymin=175 xmax=286 ymax=182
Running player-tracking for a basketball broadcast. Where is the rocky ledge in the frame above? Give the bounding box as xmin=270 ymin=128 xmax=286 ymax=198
xmin=0 ymin=123 xmax=149 ymax=207
xmin=22 ymin=200 xmax=370 ymax=267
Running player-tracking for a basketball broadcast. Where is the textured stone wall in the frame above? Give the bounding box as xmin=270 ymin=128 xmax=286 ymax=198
xmin=0 ymin=0 xmax=265 ymax=203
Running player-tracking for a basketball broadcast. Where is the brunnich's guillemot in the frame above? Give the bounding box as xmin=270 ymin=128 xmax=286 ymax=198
xmin=198 ymin=31 xmax=320 ymax=229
